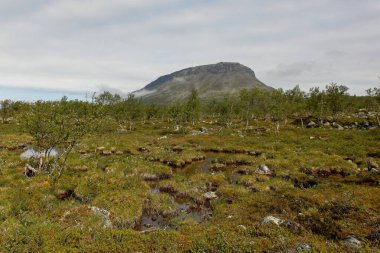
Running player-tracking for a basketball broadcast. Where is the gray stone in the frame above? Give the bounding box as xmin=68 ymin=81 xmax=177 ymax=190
xmin=358 ymin=111 xmax=367 ymax=118
xmin=261 ymin=215 xmax=284 ymax=226
xmin=90 ymin=206 xmax=112 ymax=228
xmin=306 ymin=121 xmax=317 ymax=128
xmin=203 ymin=191 xmax=217 ymax=200
xmin=296 ymin=242 xmax=311 ymax=251
xmin=343 ymin=236 xmax=362 ymax=248
xmin=24 ymin=164 xmax=37 ymax=177
xmin=258 ymin=164 xmax=272 ymax=175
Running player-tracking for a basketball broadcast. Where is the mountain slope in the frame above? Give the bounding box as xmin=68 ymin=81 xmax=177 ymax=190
xmin=134 ymin=62 xmax=272 ymax=103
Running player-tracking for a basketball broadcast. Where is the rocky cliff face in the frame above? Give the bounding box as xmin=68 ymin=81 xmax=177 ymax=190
xmin=134 ymin=62 xmax=272 ymax=104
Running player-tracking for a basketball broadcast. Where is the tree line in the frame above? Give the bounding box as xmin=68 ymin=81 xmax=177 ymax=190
xmin=1 ymin=82 xmax=378 ymax=184
xmin=1 ymin=83 xmax=379 ymax=128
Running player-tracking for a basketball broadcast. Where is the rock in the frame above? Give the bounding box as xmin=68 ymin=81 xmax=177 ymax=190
xmin=237 ymin=224 xmax=247 ymax=230
xmin=358 ymin=111 xmax=367 ymax=118
xmin=261 ymin=215 xmax=284 ymax=226
xmin=296 ymin=242 xmax=311 ymax=251
xmin=115 ymin=150 xmax=124 ymax=155
xmin=306 ymin=121 xmax=317 ymax=128
xmin=90 ymin=206 xmax=112 ymax=228
xmin=203 ymin=191 xmax=217 ymax=200
xmin=97 ymin=146 xmax=105 ymax=151
xmin=24 ymin=164 xmax=37 ymax=177
xmin=343 ymin=236 xmax=362 ymax=248
xmin=157 ymin=135 xmax=167 ymax=140
xmin=368 ymin=111 xmax=377 ymax=117
xmin=261 ymin=215 xmax=301 ymax=232
xmin=138 ymin=147 xmax=149 ymax=153
xmin=309 ymin=136 xmax=315 ymax=140
xmin=258 ymin=164 xmax=272 ymax=175
xmin=281 ymin=219 xmax=302 ymax=232
xmin=190 ymin=130 xmax=203 ymax=135
xmin=333 ymin=122 xmax=344 ymax=130
xmin=368 ymin=159 xmax=379 ymax=170
xmin=324 ymin=122 xmax=331 ymax=127
xmin=101 ymin=150 xmax=112 ymax=156
xmin=200 ymin=127 xmax=208 ymax=133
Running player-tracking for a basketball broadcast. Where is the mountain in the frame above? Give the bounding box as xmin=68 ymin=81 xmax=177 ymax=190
xmin=133 ymin=62 xmax=272 ymax=103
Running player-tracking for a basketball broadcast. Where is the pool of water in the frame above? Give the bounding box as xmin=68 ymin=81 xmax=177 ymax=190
xmin=20 ymin=147 xmax=59 ymax=159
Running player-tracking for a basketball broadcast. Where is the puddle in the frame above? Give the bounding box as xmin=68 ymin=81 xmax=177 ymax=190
xmin=175 ymin=156 xmax=214 ymax=176
xmin=20 ymin=147 xmax=58 ymax=159
xmin=139 ymin=187 xmax=212 ymax=231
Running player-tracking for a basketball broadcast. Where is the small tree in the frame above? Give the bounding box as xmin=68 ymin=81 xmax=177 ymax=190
xmin=0 ymin=99 xmax=13 ymax=123
xmin=366 ymin=81 xmax=380 ymax=125
xmin=307 ymin=87 xmax=326 ymax=118
xmin=94 ymin=91 xmax=122 ymax=105
xmin=168 ymin=102 xmax=184 ymax=125
xmin=325 ymin=83 xmax=349 ymax=119
xmin=24 ymin=100 xmax=97 ymax=183
xmin=286 ymin=85 xmax=307 ymax=127
xmin=217 ymin=96 xmax=236 ymax=127
xmin=184 ymin=89 xmax=201 ymax=125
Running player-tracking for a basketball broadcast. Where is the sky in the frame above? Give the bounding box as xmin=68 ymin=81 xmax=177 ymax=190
xmin=0 ymin=0 xmax=379 ymax=100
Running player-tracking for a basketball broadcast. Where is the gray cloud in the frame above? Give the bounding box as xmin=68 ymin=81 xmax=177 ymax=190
xmin=0 ymin=0 xmax=379 ymax=96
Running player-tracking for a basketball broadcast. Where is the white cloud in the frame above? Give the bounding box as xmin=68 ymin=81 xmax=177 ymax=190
xmin=0 ymin=0 xmax=379 ymax=96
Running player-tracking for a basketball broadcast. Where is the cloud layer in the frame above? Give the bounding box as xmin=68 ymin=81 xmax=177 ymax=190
xmin=0 ymin=0 xmax=379 ymax=96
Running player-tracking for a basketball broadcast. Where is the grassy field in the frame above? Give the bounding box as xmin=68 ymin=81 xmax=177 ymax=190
xmin=0 ymin=119 xmax=379 ymax=252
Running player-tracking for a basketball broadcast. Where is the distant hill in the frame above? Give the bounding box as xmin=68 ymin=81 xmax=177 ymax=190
xmin=133 ymin=62 xmax=272 ymax=104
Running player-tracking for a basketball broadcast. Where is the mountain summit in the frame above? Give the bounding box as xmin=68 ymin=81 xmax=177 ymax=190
xmin=134 ymin=62 xmax=272 ymax=103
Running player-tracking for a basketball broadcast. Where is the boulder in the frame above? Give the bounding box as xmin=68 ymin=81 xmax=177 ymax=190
xmin=296 ymin=242 xmax=311 ymax=251
xmin=368 ymin=159 xmax=379 ymax=170
xmin=101 ymin=150 xmax=112 ymax=156
xmin=261 ymin=215 xmax=284 ymax=226
xmin=258 ymin=164 xmax=272 ymax=175
xmin=332 ymin=122 xmax=344 ymax=130
xmin=358 ymin=112 xmax=367 ymax=118
xmin=97 ymin=146 xmax=105 ymax=151
xmin=306 ymin=121 xmax=317 ymax=128
xmin=90 ymin=206 xmax=112 ymax=228
xmin=343 ymin=236 xmax=362 ymax=248
xmin=203 ymin=191 xmax=217 ymax=200
xmin=24 ymin=164 xmax=37 ymax=177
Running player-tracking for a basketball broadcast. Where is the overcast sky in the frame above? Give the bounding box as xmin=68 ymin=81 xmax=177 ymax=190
xmin=0 ymin=0 xmax=379 ymax=100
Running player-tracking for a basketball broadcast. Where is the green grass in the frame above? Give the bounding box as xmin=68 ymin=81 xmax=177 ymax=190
xmin=0 ymin=120 xmax=379 ymax=252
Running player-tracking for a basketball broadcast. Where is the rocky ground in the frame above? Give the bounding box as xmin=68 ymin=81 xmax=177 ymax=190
xmin=0 ymin=117 xmax=379 ymax=252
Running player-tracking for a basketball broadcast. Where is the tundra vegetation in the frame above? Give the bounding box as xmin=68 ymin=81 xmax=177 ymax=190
xmin=0 ymin=83 xmax=379 ymax=252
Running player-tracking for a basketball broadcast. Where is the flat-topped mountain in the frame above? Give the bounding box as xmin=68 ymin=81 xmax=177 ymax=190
xmin=134 ymin=62 xmax=272 ymax=103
